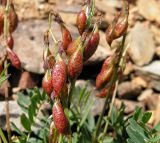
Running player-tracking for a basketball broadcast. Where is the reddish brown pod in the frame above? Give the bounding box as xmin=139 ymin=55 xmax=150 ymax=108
xmin=6 ymin=47 xmax=21 ymax=69
xmin=96 ymin=85 xmax=115 ymax=98
xmin=66 ymin=36 xmax=81 ymax=57
xmin=52 ymin=100 xmax=69 ymax=134
xmin=61 ymin=24 xmax=72 ymax=51
xmin=52 ymin=59 xmax=67 ymax=98
xmin=7 ymin=34 xmax=14 ymax=49
xmin=68 ymin=48 xmax=83 ymax=80
xmin=42 ymin=70 xmax=53 ymax=97
xmin=0 ymin=60 xmax=3 ymax=73
xmin=84 ymin=25 xmax=100 ymax=61
xmin=76 ymin=10 xmax=87 ymax=35
xmin=96 ymin=57 xmax=114 ymax=89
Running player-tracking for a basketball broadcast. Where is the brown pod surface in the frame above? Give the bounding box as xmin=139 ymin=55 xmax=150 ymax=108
xmin=76 ymin=10 xmax=87 ymax=35
xmin=68 ymin=48 xmax=83 ymax=80
xmin=61 ymin=24 xmax=72 ymax=50
xmin=52 ymin=101 xmax=69 ymax=134
xmin=7 ymin=34 xmax=14 ymax=49
xmin=0 ymin=6 xmax=4 ymax=35
xmin=52 ymin=59 xmax=66 ymax=98
xmin=42 ymin=70 xmax=53 ymax=97
xmin=66 ymin=36 xmax=81 ymax=57
xmin=84 ymin=27 xmax=100 ymax=60
xmin=96 ymin=66 xmax=114 ymax=89
xmin=6 ymin=47 xmax=21 ymax=69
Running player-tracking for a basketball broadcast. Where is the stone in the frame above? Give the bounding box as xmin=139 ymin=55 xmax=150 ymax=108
xmin=137 ymin=0 xmax=160 ymax=24
xmin=13 ymin=20 xmax=77 ymax=74
xmin=155 ymin=46 xmax=160 ymax=57
xmin=127 ymin=23 xmax=155 ymax=66
xmin=18 ymin=72 xmax=39 ymax=89
xmin=117 ymin=81 xmax=142 ymax=99
xmin=114 ymin=99 xmax=145 ymax=114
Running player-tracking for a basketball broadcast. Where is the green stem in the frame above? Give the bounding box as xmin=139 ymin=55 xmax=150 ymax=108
xmin=93 ymin=34 xmax=127 ymax=142
xmin=102 ymin=80 xmax=119 ymax=138
xmin=58 ymin=134 xmax=63 ymax=143
xmin=93 ymin=69 xmax=118 ymax=143
xmin=68 ymin=81 xmax=75 ymax=108
xmin=0 ymin=128 xmax=8 ymax=143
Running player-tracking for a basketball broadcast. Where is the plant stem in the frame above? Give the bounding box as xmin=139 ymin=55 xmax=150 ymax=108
xmin=58 ymin=134 xmax=62 ymax=143
xmin=4 ymin=0 xmax=11 ymax=142
xmin=93 ymin=34 xmax=127 ymax=142
xmin=102 ymin=80 xmax=119 ymax=137
xmin=0 ymin=128 xmax=8 ymax=143
xmin=67 ymin=80 xmax=75 ymax=108
xmin=93 ymin=69 xmax=118 ymax=143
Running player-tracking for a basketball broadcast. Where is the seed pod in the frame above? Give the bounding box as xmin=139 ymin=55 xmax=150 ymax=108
xmin=61 ymin=24 xmax=72 ymax=50
xmin=84 ymin=25 xmax=100 ymax=61
xmin=96 ymin=66 xmax=114 ymax=89
xmin=66 ymin=36 xmax=81 ymax=57
xmin=0 ymin=60 xmax=3 ymax=73
xmin=96 ymin=85 xmax=115 ymax=98
xmin=6 ymin=47 xmax=21 ymax=69
xmin=76 ymin=10 xmax=87 ymax=35
xmin=52 ymin=100 xmax=69 ymax=134
xmin=8 ymin=4 xmax=18 ymax=33
xmin=68 ymin=48 xmax=83 ymax=80
xmin=52 ymin=59 xmax=67 ymax=98
xmin=42 ymin=70 xmax=53 ymax=97
xmin=7 ymin=34 xmax=14 ymax=49
xmin=105 ymin=1 xmax=129 ymax=45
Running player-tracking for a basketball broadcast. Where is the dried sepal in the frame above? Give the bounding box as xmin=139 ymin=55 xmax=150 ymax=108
xmin=49 ymin=121 xmax=58 ymax=143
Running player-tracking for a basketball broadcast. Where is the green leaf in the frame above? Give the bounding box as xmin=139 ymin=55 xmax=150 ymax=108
xmin=110 ymin=106 xmax=117 ymax=125
xmin=149 ymin=134 xmax=160 ymax=142
xmin=28 ymin=104 xmax=34 ymax=123
xmin=0 ymin=128 xmax=8 ymax=143
xmin=79 ymin=100 xmax=94 ymax=128
xmin=126 ymin=126 xmax=145 ymax=143
xmin=141 ymin=112 xmax=152 ymax=124
xmin=17 ymin=99 xmax=28 ymax=113
xmin=17 ymin=92 xmax=30 ymax=107
xmin=128 ymin=118 xmax=149 ymax=140
xmin=154 ymin=122 xmax=160 ymax=131
xmin=133 ymin=107 xmax=142 ymax=121
xmin=11 ymin=122 xmax=26 ymax=136
xmin=127 ymin=138 xmax=135 ymax=143
xmin=20 ymin=114 xmax=31 ymax=132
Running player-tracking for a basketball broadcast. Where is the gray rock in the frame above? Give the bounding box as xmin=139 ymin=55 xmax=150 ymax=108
xmin=141 ymin=61 xmax=160 ymax=77
xmin=13 ymin=20 xmax=78 ymax=74
xmin=137 ymin=0 xmax=160 ymax=24
xmin=128 ymin=23 xmax=155 ymax=66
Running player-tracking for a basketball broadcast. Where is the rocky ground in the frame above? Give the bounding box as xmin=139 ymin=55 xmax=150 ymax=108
xmin=0 ymin=0 xmax=160 ymax=130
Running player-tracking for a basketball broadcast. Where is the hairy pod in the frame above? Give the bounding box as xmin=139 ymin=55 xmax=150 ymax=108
xmin=6 ymin=47 xmax=21 ymax=69
xmin=0 ymin=60 xmax=3 ymax=73
xmin=76 ymin=10 xmax=87 ymax=35
xmin=68 ymin=48 xmax=83 ymax=80
xmin=84 ymin=26 xmax=100 ymax=61
xmin=61 ymin=24 xmax=72 ymax=50
xmin=105 ymin=1 xmax=129 ymax=45
xmin=96 ymin=57 xmax=114 ymax=89
xmin=96 ymin=66 xmax=114 ymax=89
xmin=52 ymin=59 xmax=67 ymax=98
xmin=42 ymin=70 xmax=53 ymax=97
xmin=7 ymin=34 xmax=14 ymax=49
xmin=52 ymin=101 xmax=69 ymax=134
xmin=66 ymin=36 xmax=81 ymax=57
xmin=96 ymin=85 xmax=115 ymax=98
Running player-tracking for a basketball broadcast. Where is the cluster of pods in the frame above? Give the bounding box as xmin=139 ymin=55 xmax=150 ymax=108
xmin=0 ymin=0 xmax=20 ymax=73
xmin=96 ymin=0 xmax=129 ymax=98
xmin=42 ymin=3 xmax=100 ymax=136
xmin=42 ymin=0 xmax=129 ymax=138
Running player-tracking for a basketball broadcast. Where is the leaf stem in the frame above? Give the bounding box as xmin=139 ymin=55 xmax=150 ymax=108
xmin=68 ymin=80 xmax=75 ymax=108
